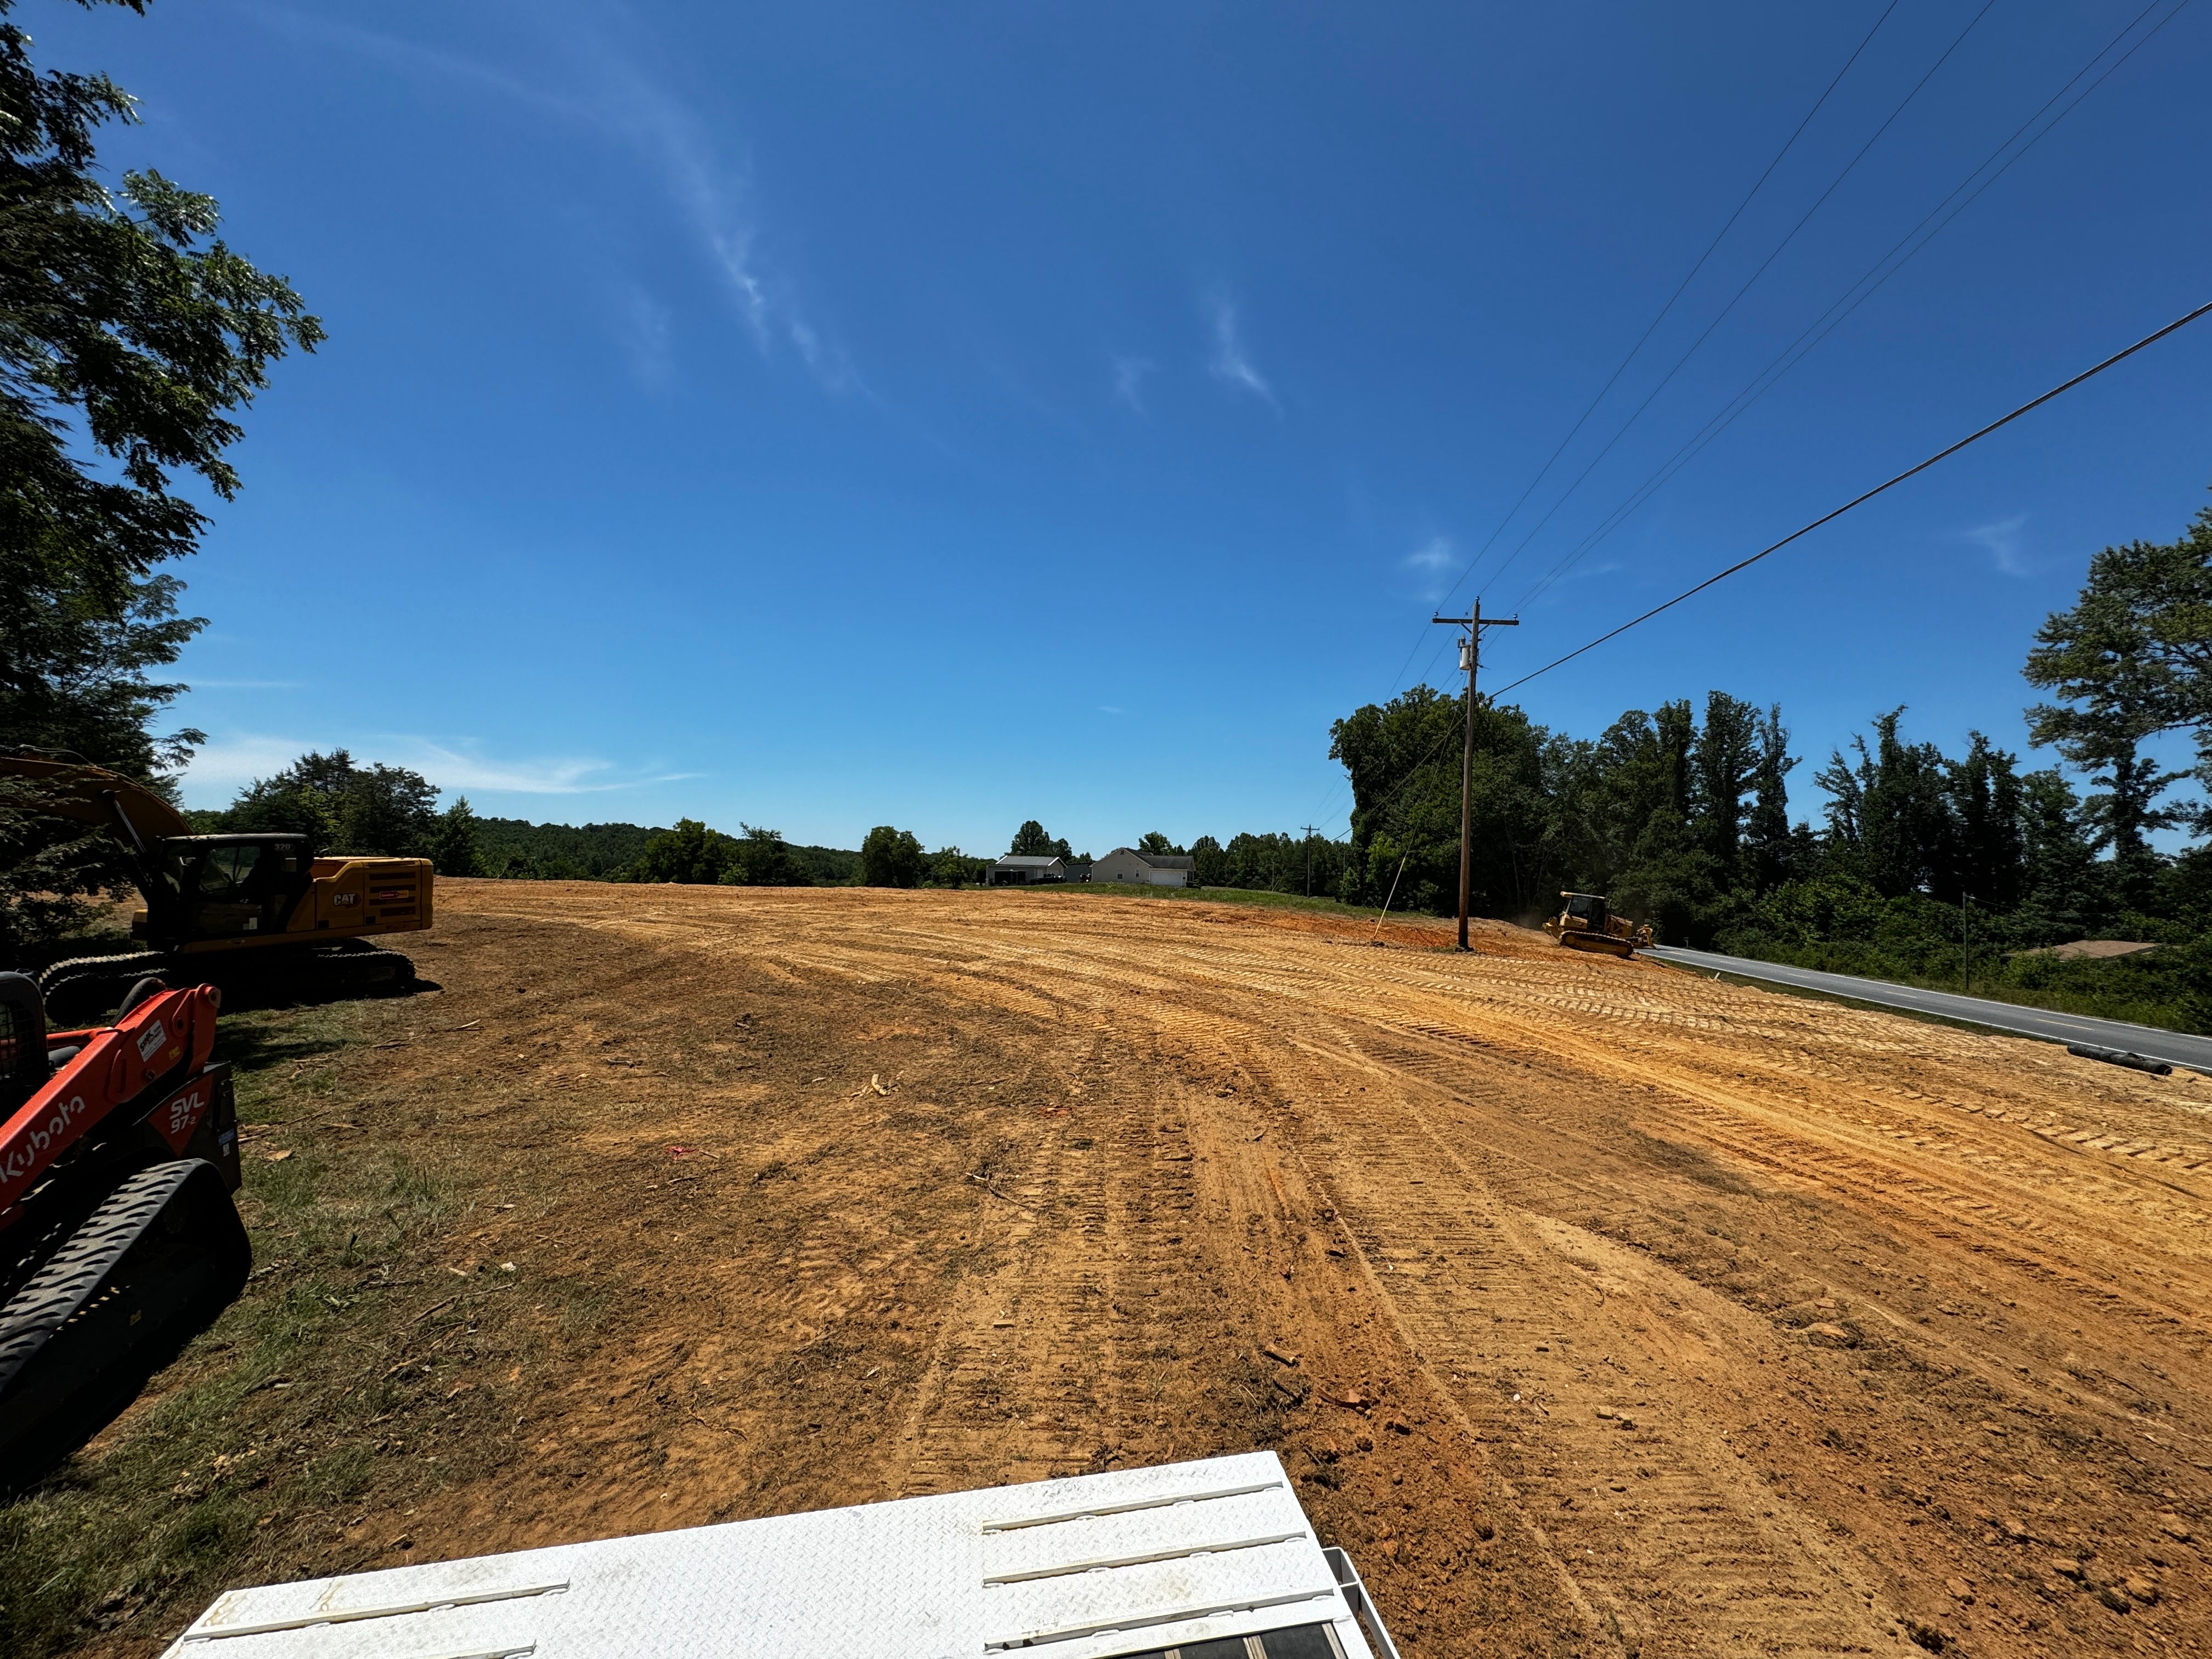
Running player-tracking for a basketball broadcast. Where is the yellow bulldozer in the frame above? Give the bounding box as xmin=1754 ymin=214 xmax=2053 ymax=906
xmin=3 ymin=750 xmax=433 ymax=1023
xmin=1543 ymin=890 xmax=1651 ymax=959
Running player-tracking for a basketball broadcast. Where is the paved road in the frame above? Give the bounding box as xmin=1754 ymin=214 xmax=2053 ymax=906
xmin=1644 ymin=944 xmax=2212 ymax=1073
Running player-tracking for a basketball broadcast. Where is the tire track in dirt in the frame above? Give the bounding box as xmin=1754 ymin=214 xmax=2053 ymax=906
xmin=1207 ymin=1025 xmax=1892 ymax=1657
xmin=429 ymin=884 xmax=2212 ymax=1656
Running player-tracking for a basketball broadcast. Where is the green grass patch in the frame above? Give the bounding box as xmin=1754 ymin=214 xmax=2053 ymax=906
xmin=1708 ymin=939 xmax=2208 ymax=1037
xmin=0 ymin=996 xmax=582 ymax=1658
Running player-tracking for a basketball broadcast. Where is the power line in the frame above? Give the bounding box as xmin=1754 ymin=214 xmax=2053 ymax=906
xmin=1356 ymin=1 xmax=1904 ymax=724
xmin=1508 ymin=0 xmax=2192 ymax=614
xmin=1317 ymin=0 xmax=2192 ymax=839
xmin=1487 ymin=297 xmax=2212 ymax=699
xmin=1469 ymin=0 xmax=2001 ymax=602
xmin=1438 ymin=0 xmax=1906 ymax=610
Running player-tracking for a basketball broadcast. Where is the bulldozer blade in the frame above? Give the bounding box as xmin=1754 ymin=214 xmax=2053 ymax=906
xmin=1559 ymin=934 xmax=1635 ymax=958
xmin=0 ymin=1159 xmax=249 ymax=1487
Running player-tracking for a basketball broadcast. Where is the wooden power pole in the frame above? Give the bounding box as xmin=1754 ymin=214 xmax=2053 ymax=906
xmin=1432 ymin=600 xmax=1519 ymax=951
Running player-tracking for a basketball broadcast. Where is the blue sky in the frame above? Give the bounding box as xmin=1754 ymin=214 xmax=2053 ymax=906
xmin=38 ymin=1 xmax=2212 ymax=854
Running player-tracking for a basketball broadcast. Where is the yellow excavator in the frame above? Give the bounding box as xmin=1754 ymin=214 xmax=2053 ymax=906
xmin=3 ymin=751 xmax=433 ymax=1023
xmin=1543 ymin=890 xmax=1651 ymax=959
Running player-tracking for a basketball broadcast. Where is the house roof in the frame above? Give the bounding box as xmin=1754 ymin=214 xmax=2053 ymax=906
xmin=994 ymin=854 xmax=1066 ymax=868
xmin=1103 ymin=848 xmax=1194 ymax=869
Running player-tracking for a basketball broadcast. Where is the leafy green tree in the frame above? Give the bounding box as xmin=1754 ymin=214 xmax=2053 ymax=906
xmin=0 ymin=772 xmax=112 ymax=962
xmin=222 ymin=751 xmax=438 ymax=857
xmin=926 ymin=846 xmax=986 ymax=887
xmin=2015 ymin=769 xmax=2103 ymax=942
xmin=1331 ymin=685 xmax=1551 ymax=917
xmin=1 ymin=0 xmax=320 ymax=950
xmin=1816 ymin=711 xmax=1957 ymax=900
xmin=861 ymin=825 xmax=924 ymax=888
xmin=1601 ymin=700 xmax=1712 ymax=941
xmin=1742 ymin=705 xmax=1798 ymax=893
xmin=721 ymin=824 xmax=809 ymax=887
xmin=1137 ymin=831 xmax=1184 ymax=856
xmin=1945 ymin=735 xmax=2025 ymax=911
xmin=637 ymin=819 xmax=733 ymax=884
xmin=1189 ymin=834 xmax=1225 ymax=886
xmin=1330 ymin=683 xmax=1463 ymax=911
xmin=431 ymin=795 xmax=482 ymax=878
xmin=2026 ymin=491 xmax=2212 ymax=834
xmin=1009 ymin=820 xmax=1071 ymax=858
xmin=342 ymin=765 xmax=441 ymax=857
xmin=1690 ymin=692 xmax=1761 ymax=884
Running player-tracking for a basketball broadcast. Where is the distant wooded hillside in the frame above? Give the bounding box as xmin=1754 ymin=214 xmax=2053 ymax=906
xmin=474 ymin=819 xmax=660 ymax=880
xmin=477 ymin=819 xmax=859 ymax=884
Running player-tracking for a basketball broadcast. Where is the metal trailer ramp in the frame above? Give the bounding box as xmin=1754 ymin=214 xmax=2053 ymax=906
xmin=162 ymin=1451 xmax=1400 ymax=1659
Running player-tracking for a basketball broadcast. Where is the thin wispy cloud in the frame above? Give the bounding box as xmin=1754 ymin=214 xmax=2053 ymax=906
xmin=1962 ymin=512 xmax=2031 ymax=577
xmin=263 ymin=7 xmax=859 ymax=394
xmin=1111 ymin=354 xmax=1155 ymax=413
xmin=183 ymin=735 xmax=676 ymax=799
xmin=1403 ymin=535 xmax=1454 ymax=601
xmin=1207 ymin=295 xmax=1276 ymax=409
xmin=619 ymin=284 xmax=674 ymax=391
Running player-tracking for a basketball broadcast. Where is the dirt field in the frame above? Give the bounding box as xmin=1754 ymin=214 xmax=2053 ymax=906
xmin=17 ymin=880 xmax=2212 ymax=1657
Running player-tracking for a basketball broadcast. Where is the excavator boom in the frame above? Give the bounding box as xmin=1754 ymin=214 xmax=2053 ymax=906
xmin=0 ymin=751 xmax=193 ymax=846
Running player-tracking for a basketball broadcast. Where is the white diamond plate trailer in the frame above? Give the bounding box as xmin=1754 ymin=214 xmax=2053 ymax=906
xmin=163 ymin=1450 xmax=1401 ymax=1659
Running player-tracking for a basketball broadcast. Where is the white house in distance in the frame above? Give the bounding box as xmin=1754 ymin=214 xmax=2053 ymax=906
xmin=1092 ymin=847 xmax=1195 ymax=888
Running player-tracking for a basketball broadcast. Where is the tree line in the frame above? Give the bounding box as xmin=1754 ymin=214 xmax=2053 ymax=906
xmin=1316 ymin=490 xmax=2212 ymax=1028
xmin=1 ymin=3 xmax=2205 ymax=1030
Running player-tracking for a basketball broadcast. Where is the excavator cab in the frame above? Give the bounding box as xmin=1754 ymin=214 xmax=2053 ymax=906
xmin=141 ymin=834 xmax=317 ymax=944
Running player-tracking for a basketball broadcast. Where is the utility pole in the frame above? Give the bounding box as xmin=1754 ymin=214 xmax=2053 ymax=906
xmin=1300 ymin=825 xmax=1319 ymax=897
xmin=1432 ymin=600 xmax=1519 ymax=951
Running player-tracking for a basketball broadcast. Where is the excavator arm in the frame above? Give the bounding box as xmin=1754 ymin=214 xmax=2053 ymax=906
xmin=0 ymin=751 xmax=193 ymax=859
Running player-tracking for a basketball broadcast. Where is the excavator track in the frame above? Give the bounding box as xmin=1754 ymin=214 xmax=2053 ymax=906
xmin=37 ymin=951 xmax=171 ymax=1025
xmin=40 ymin=942 xmax=415 ymax=1025
xmin=0 ymin=1159 xmax=250 ymax=1486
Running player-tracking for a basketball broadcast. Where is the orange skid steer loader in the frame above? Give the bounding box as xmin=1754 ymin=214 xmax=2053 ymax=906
xmin=0 ymin=972 xmax=247 ymax=1483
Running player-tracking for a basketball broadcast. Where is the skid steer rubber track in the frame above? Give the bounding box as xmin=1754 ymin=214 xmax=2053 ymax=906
xmin=0 ymin=1159 xmax=250 ymax=1487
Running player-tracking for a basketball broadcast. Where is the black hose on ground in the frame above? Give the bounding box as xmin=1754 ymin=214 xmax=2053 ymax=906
xmin=2067 ymin=1042 xmax=2174 ymax=1076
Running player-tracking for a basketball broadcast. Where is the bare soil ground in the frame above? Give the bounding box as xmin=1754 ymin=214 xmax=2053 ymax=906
xmin=12 ymin=881 xmax=2212 ymax=1658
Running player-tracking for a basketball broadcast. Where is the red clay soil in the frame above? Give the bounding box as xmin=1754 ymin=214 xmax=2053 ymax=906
xmin=88 ymin=882 xmax=2212 ymax=1656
